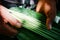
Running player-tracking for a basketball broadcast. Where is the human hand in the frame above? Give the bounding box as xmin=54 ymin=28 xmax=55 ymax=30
xmin=0 ymin=5 xmax=22 ymax=37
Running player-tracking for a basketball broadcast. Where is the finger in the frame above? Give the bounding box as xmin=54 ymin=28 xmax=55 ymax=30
xmin=0 ymin=15 xmax=18 ymax=36
xmin=3 ymin=23 xmax=18 ymax=36
xmin=3 ymin=18 xmax=8 ymax=23
xmin=44 ymin=3 xmax=51 ymax=14
xmin=0 ymin=24 xmax=18 ymax=36
xmin=36 ymin=1 xmax=43 ymax=12
xmin=0 ymin=6 xmax=22 ymax=28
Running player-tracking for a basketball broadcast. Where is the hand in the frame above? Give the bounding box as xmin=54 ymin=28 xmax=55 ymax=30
xmin=0 ymin=5 xmax=22 ymax=37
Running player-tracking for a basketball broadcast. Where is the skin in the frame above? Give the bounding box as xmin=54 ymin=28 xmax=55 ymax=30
xmin=0 ymin=5 xmax=22 ymax=36
xmin=36 ymin=0 xmax=56 ymax=30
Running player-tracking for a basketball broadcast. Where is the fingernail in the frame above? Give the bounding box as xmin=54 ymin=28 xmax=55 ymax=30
xmin=16 ymin=23 xmax=22 ymax=28
xmin=47 ymin=24 xmax=52 ymax=30
xmin=49 ymin=24 xmax=52 ymax=29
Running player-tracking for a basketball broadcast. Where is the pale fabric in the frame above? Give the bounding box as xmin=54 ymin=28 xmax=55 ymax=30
xmin=4 ymin=0 xmax=18 ymax=3
xmin=55 ymin=16 xmax=60 ymax=24
xmin=22 ymin=0 xmax=25 ymax=4
xmin=30 ymin=0 xmax=34 ymax=5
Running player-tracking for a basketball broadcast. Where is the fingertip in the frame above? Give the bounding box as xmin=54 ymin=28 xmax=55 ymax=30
xmin=15 ymin=22 xmax=22 ymax=28
xmin=47 ymin=25 xmax=52 ymax=30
